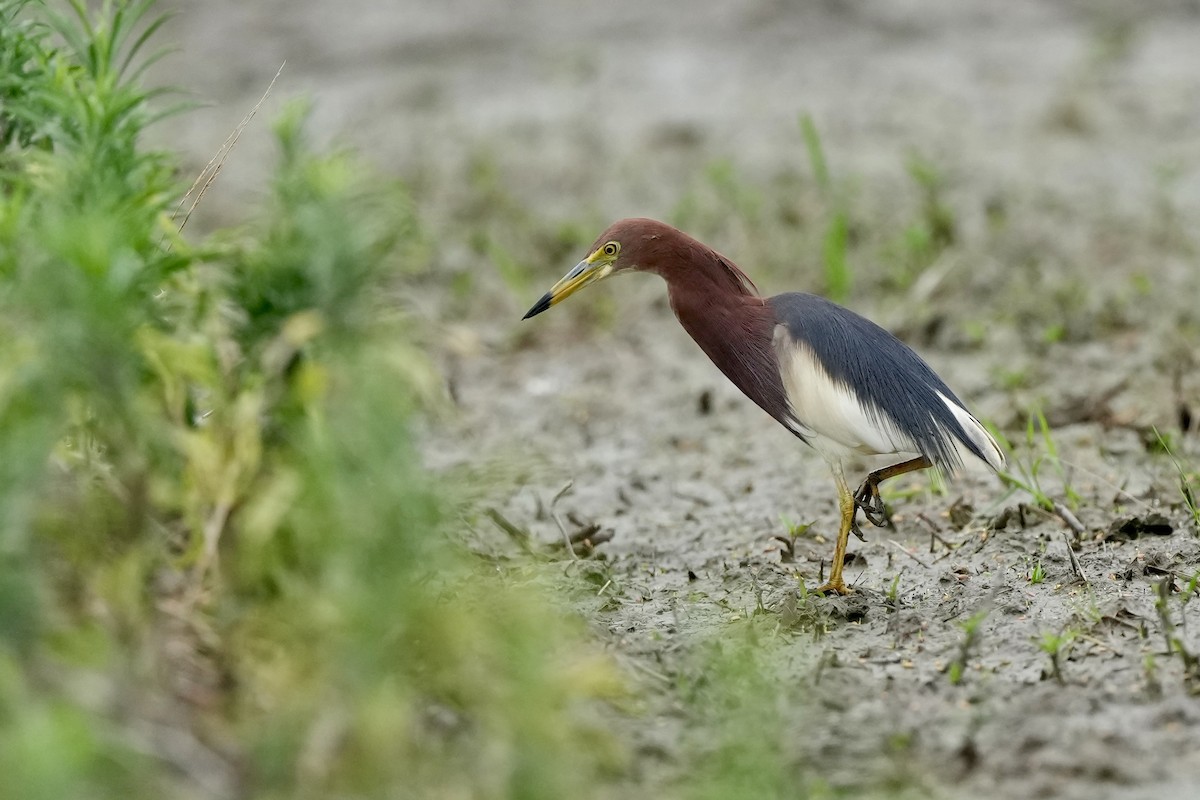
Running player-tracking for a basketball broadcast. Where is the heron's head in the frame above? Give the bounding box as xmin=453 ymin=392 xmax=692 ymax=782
xmin=521 ymin=218 xmax=672 ymax=319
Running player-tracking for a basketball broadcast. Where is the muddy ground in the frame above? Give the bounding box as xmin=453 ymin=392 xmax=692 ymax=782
xmin=151 ymin=1 xmax=1200 ymax=797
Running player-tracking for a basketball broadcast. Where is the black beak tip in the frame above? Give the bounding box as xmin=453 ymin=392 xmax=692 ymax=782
xmin=522 ymin=292 xmax=552 ymax=320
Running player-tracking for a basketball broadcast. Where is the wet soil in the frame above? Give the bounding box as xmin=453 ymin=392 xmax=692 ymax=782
xmin=151 ymin=1 xmax=1200 ymax=796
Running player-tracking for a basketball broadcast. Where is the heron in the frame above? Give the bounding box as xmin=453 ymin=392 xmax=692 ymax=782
xmin=522 ymin=218 xmax=1004 ymax=594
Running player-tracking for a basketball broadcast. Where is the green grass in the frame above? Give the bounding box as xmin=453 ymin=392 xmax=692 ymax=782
xmin=879 ymin=153 xmax=957 ymax=291
xmin=801 ymin=114 xmax=852 ymax=302
xmin=676 ymin=620 xmax=836 ymax=800
xmin=996 ymin=409 xmax=1081 ymax=513
xmin=1036 ymin=628 xmax=1079 ymax=685
xmin=1152 ymin=577 xmax=1200 ymax=692
xmin=1153 ymin=428 xmax=1200 ymax=533
xmin=947 ymin=608 xmax=989 ymax=685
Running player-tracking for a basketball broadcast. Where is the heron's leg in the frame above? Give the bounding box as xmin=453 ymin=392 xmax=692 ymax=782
xmin=815 ymin=466 xmax=856 ymax=595
xmin=854 ymin=456 xmax=933 ymax=528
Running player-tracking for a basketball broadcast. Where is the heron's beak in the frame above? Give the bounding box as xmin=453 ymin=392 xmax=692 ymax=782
xmin=522 ymin=257 xmax=614 ymax=320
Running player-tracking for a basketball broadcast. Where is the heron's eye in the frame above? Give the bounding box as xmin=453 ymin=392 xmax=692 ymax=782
xmin=602 ymin=242 xmax=619 ymax=257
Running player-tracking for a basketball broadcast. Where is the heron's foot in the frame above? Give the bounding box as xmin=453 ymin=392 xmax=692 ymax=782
xmin=813 ymin=579 xmax=851 ymax=596
xmin=850 ymin=517 xmax=867 ymax=543
xmin=854 ymin=480 xmax=890 ymax=528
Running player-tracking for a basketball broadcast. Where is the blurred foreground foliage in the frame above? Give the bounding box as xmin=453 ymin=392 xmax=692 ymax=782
xmin=0 ymin=1 xmax=620 ymax=797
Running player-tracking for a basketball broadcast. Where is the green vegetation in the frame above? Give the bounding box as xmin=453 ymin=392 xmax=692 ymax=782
xmin=1154 ymin=429 xmax=1200 ymax=533
xmin=8 ymin=1 xmax=1200 ymax=797
xmin=886 ymin=573 xmax=902 ymax=604
xmin=1036 ymin=628 xmax=1079 ymax=685
xmin=879 ymin=153 xmax=956 ymax=292
xmin=947 ymin=608 xmax=989 ymax=685
xmin=0 ymin=2 xmax=621 ymax=797
xmin=997 ymin=410 xmax=1081 ymax=512
xmin=1152 ymin=578 xmax=1200 ymax=692
xmin=801 ymin=114 xmax=852 ymax=303
xmin=678 ymin=623 xmax=797 ymax=800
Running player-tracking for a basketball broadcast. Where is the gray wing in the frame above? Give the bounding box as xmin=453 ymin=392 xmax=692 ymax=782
xmin=768 ymin=292 xmax=1002 ymax=472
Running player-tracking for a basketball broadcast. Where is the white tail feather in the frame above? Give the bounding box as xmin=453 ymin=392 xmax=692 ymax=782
xmin=936 ymin=391 xmax=1005 ymax=472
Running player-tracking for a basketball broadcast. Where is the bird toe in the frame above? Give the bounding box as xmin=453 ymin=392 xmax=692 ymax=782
xmin=854 ymin=483 xmax=890 ymax=528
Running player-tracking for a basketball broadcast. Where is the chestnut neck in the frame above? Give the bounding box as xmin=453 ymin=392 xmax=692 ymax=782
xmin=640 ymin=240 xmax=759 ymax=311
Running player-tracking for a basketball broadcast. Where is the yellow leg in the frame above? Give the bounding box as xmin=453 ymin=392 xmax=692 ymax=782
xmin=815 ymin=467 xmax=856 ymax=595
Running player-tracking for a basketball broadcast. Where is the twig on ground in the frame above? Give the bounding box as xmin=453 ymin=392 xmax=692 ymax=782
xmin=547 ymin=524 xmax=614 ymax=556
xmin=672 ymin=489 xmax=713 ymax=507
xmin=1145 ymin=565 xmax=1200 ymax=595
xmin=549 ymin=479 xmax=578 ymax=559
xmin=485 ymin=507 xmax=533 ymax=552
xmin=916 ymin=512 xmax=959 ymax=553
xmin=887 ymin=539 xmax=931 ymax=569
xmin=969 ymin=529 xmax=993 ymax=556
xmin=620 ymin=655 xmax=671 ymax=684
xmin=1052 ymin=501 xmax=1085 ymax=538
xmin=1062 ymin=531 xmax=1088 ymax=584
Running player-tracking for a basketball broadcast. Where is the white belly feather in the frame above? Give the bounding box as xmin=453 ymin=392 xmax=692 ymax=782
xmin=772 ymin=325 xmax=1004 ymax=471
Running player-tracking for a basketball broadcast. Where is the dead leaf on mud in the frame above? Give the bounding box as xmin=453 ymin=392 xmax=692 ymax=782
xmin=1104 ymin=513 xmax=1174 ymax=541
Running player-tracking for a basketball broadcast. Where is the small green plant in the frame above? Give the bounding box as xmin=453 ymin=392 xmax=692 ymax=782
xmin=1143 ymin=652 xmax=1161 ymax=696
xmin=880 ymin=153 xmax=957 ymax=290
xmin=997 ymin=409 xmax=1081 ymax=512
xmin=774 ymin=515 xmax=816 ymax=564
xmin=780 ymin=514 xmax=815 ymax=538
xmin=1153 ymin=577 xmax=1200 ymax=691
xmin=1154 ymin=428 xmax=1200 ymax=532
xmin=1185 ymin=570 xmax=1200 ymax=600
xmin=1029 ymin=559 xmax=1046 ymax=585
xmin=1037 ymin=628 xmax=1078 ymax=684
xmin=907 ymin=153 xmax=956 ymax=249
xmin=997 ymin=367 xmax=1030 ymax=391
xmin=801 ymin=113 xmax=851 ymax=303
xmin=678 ymin=620 xmax=809 ymax=799
xmin=1069 ymin=589 xmax=1104 ymax=626
xmin=1041 ymin=323 xmax=1067 ymax=344
xmin=947 ymin=608 xmax=989 ymax=685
